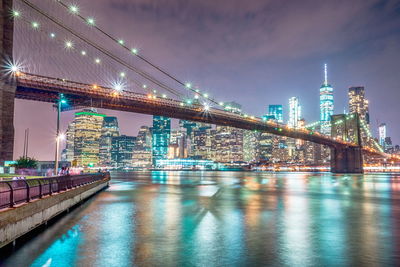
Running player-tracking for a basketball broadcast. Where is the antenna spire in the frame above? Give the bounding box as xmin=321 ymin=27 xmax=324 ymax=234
xmin=324 ymin=63 xmax=328 ymax=86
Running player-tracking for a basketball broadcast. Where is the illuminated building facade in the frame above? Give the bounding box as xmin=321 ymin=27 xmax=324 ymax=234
xmin=152 ymin=116 xmax=171 ymax=165
xmin=320 ymin=64 xmax=334 ymax=136
xmin=72 ymin=109 xmax=106 ymax=167
xmin=65 ymin=122 xmax=75 ymax=163
xmin=99 ymin=117 xmax=120 ymax=166
xmin=213 ymin=126 xmax=244 ymax=162
xmin=111 ymin=135 xmax=136 ymax=167
xmin=288 ymin=97 xmax=302 ymax=128
xmin=243 ymin=130 xmax=260 ymax=162
xmin=132 ymin=126 xmax=152 ymax=167
xmin=268 ymin=105 xmax=283 ymax=123
xmin=349 ymin=86 xmax=370 ymax=127
xmin=378 ymin=123 xmax=387 ymax=149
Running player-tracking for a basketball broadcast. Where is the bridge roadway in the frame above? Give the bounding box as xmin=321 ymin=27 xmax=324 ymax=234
xmin=15 ymin=72 xmax=355 ymax=148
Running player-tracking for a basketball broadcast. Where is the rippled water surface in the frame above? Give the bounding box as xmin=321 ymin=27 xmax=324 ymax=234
xmin=2 ymin=171 xmax=400 ymax=267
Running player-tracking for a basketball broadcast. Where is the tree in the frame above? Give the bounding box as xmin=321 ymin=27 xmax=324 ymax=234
xmin=13 ymin=156 xmax=38 ymax=169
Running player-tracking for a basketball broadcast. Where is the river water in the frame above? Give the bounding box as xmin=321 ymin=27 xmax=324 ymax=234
xmin=2 ymin=171 xmax=400 ymax=267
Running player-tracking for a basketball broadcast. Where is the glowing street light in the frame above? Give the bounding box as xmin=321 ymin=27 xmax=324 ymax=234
xmin=31 ymin=21 xmax=39 ymax=29
xmin=87 ymin=17 xmax=95 ymax=26
xmin=203 ymin=104 xmax=210 ymax=111
xmin=95 ymin=58 xmax=101 ymax=64
xmin=12 ymin=10 xmax=20 ymax=18
xmin=69 ymin=5 xmax=79 ymax=14
xmin=65 ymin=40 xmax=73 ymax=49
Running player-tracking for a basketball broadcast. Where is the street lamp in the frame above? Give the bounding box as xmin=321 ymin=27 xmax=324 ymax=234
xmin=54 ymin=93 xmax=67 ymax=175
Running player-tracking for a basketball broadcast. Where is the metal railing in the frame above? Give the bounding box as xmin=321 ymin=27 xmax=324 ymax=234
xmin=0 ymin=173 xmax=109 ymax=210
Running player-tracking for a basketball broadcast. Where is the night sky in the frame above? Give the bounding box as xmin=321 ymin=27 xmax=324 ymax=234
xmin=13 ymin=0 xmax=400 ymax=160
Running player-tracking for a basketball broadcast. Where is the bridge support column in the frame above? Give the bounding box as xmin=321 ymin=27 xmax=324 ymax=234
xmin=331 ymin=146 xmax=363 ymax=174
xmin=0 ymin=0 xmax=15 ymax=165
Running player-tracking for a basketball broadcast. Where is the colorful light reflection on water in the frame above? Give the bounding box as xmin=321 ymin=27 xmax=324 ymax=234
xmin=2 ymin=171 xmax=400 ymax=266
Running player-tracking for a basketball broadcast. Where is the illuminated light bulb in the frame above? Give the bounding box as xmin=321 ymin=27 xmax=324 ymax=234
xmin=147 ymin=94 xmax=152 ymax=99
xmin=187 ymin=99 xmax=192 ymax=104
xmin=120 ymin=72 xmax=126 ymax=78
xmin=95 ymin=58 xmax=101 ymax=64
xmin=203 ymin=104 xmax=210 ymax=111
xmin=81 ymin=50 xmax=87 ymax=56
xmin=131 ymin=48 xmax=138 ymax=54
xmin=153 ymin=90 xmax=157 ymax=93
xmin=65 ymin=40 xmax=73 ymax=49
xmin=185 ymin=83 xmax=192 ymax=89
xmin=69 ymin=5 xmax=79 ymax=14
xmin=194 ymin=94 xmax=199 ymax=99
xmin=142 ymin=84 xmax=147 ymax=89
xmin=92 ymin=84 xmax=98 ymax=89
xmin=114 ymin=84 xmax=123 ymax=91
xmin=87 ymin=17 xmax=95 ymax=26
xmin=58 ymin=133 xmax=66 ymax=141
xmin=162 ymin=94 xmax=167 ymax=98
xmin=118 ymin=39 xmax=124 ymax=45
xmin=31 ymin=21 xmax=39 ymax=29
xmin=50 ymin=33 xmax=56 ymax=38
xmin=219 ymin=102 xmax=224 ymax=106
xmin=180 ymin=102 xmax=184 ymax=106
xmin=12 ymin=10 xmax=20 ymax=17
xmin=10 ymin=65 xmax=19 ymax=72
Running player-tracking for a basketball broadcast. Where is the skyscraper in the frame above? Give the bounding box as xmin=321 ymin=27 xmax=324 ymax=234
xmin=320 ymin=64 xmax=334 ymax=136
xmin=111 ymin=135 xmax=136 ymax=168
xmin=378 ymin=123 xmax=387 ymax=149
xmin=72 ymin=109 xmax=106 ymax=167
xmin=99 ymin=117 xmax=120 ymax=166
xmin=132 ymin=126 xmax=152 ymax=167
xmin=349 ymin=86 xmax=370 ymax=127
xmin=152 ymin=116 xmax=171 ymax=165
xmin=268 ymin=105 xmax=283 ymax=123
xmin=288 ymin=97 xmax=302 ymax=128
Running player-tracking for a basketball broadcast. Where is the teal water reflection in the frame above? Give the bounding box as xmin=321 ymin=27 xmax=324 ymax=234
xmin=2 ymin=171 xmax=400 ymax=266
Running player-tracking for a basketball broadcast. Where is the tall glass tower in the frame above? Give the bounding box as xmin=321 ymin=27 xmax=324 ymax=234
xmin=152 ymin=116 xmax=171 ymax=166
xmin=288 ymin=97 xmax=301 ymax=128
xmin=320 ymin=64 xmax=334 ymax=135
xmin=268 ymin=105 xmax=283 ymax=123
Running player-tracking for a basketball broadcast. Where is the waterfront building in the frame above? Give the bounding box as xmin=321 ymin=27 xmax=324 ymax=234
xmin=72 ymin=109 xmax=105 ymax=167
xmin=259 ymin=133 xmax=274 ymax=162
xmin=191 ymin=125 xmax=213 ymax=159
xmin=64 ymin=122 xmax=75 ymax=163
xmin=154 ymin=158 xmax=221 ymax=170
xmin=111 ymin=135 xmax=136 ymax=168
xmin=213 ymin=126 xmax=244 ymax=163
xmin=99 ymin=117 xmax=120 ymax=167
xmin=243 ymin=130 xmax=260 ymax=163
xmin=320 ymin=64 xmax=334 ymax=136
xmin=132 ymin=126 xmax=152 ymax=168
xmin=152 ymin=116 xmax=171 ymax=165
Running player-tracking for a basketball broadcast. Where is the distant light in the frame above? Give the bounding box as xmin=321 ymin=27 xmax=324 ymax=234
xmin=120 ymin=72 xmax=126 ymax=78
xmin=50 ymin=33 xmax=56 ymax=38
xmin=87 ymin=17 xmax=95 ymax=26
xmin=69 ymin=5 xmax=79 ymax=14
xmin=58 ymin=133 xmax=65 ymax=141
xmin=185 ymin=83 xmax=192 ymax=89
xmin=219 ymin=102 xmax=224 ymax=106
xmin=31 ymin=21 xmax=39 ymax=29
xmin=203 ymin=104 xmax=210 ymax=111
xmin=153 ymin=90 xmax=157 ymax=93
xmin=180 ymin=102 xmax=184 ymax=106
xmin=118 ymin=39 xmax=124 ymax=45
xmin=12 ymin=10 xmax=20 ymax=18
xmin=95 ymin=58 xmax=101 ymax=64
xmin=131 ymin=48 xmax=138 ymax=54
xmin=65 ymin=40 xmax=73 ymax=49
xmin=92 ymin=84 xmax=98 ymax=89
xmin=203 ymin=93 xmax=208 ymax=98
xmin=194 ymin=94 xmax=199 ymax=99
xmin=142 ymin=84 xmax=147 ymax=89
xmin=112 ymin=81 xmax=124 ymax=91
xmin=81 ymin=50 xmax=87 ymax=56
xmin=186 ymin=99 xmax=192 ymax=104
xmin=162 ymin=94 xmax=167 ymax=98
xmin=10 ymin=64 xmax=19 ymax=73
xmin=60 ymin=99 xmax=67 ymax=104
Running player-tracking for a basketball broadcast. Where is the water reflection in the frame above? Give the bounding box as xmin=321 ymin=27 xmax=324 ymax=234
xmin=2 ymin=171 xmax=400 ymax=266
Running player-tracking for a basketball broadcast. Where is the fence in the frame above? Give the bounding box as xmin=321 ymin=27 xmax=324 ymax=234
xmin=0 ymin=173 xmax=109 ymax=210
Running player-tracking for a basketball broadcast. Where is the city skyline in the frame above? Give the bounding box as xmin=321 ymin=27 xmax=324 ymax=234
xmin=12 ymin=0 xmax=400 ymax=160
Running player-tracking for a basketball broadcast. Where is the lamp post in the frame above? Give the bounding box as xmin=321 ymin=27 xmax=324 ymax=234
xmin=54 ymin=94 xmax=66 ymax=175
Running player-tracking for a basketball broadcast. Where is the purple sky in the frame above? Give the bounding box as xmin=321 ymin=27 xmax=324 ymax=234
xmin=13 ymin=0 xmax=400 ymax=160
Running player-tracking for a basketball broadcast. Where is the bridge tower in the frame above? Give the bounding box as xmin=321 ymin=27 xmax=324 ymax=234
xmin=330 ymin=113 xmax=363 ymax=173
xmin=0 ymin=0 xmax=15 ymax=164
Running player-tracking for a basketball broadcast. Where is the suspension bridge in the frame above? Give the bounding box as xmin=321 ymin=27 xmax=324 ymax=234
xmin=0 ymin=0 xmax=398 ymax=173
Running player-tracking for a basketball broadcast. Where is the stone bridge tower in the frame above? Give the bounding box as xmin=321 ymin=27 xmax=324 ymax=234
xmin=0 ymin=0 xmax=15 ymax=164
